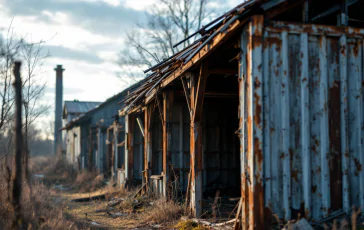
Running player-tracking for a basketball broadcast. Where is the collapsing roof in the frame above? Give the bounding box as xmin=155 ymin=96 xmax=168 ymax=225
xmin=120 ymin=0 xmax=364 ymax=115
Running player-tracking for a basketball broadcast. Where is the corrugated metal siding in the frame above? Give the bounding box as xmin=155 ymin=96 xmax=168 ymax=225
xmin=243 ymin=21 xmax=364 ymax=220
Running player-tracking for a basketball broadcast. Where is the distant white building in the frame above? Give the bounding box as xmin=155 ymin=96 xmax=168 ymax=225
xmin=62 ymin=100 xmax=101 ymax=153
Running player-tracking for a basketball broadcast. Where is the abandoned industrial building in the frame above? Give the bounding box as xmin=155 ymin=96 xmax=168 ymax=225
xmin=59 ymin=0 xmax=364 ymax=228
xmin=62 ymin=100 xmax=102 ymax=158
xmin=61 ymin=82 xmax=141 ymax=173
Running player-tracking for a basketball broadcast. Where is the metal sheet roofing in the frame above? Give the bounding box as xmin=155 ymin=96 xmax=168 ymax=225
xmin=61 ymin=81 xmax=143 ymax=130
xmin=64 ymin=101 xmax=102 ymax=115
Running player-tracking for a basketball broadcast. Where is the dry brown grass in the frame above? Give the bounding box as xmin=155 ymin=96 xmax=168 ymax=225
xmin=0 ymin=156 xmax=79 ymax=229
xmin=73 ymin=172 xmax=105 ymax=193
xmin=141 ymin=198 xmax=184 ymax=224
xmin=1 ymin=155 xmax=203 ymax=229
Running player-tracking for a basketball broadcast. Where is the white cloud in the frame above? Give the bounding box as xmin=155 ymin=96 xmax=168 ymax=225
xmin=123 ymin=0 xmax=155 ymax=11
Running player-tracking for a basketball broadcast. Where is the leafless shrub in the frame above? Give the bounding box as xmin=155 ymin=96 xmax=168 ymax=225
xmin=0 ymin=157 xmax=76 ymax=229
xmin=143 ymin=198 xmax=184 ymax=224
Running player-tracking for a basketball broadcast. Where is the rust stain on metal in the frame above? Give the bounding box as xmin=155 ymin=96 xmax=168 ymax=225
xmin=266 ymin=37 xmax=282 ymax=46
xmin=312 ymin=185 xmax=317 ymax=193
xmin=289 ymin=148 xmax=294 ymax=159
xmin=353 ymin=41 xmax=359 ymax=57
xmin=291 ymin=169 xmax=299 ymax=182
xmin=316 ymin=166 xmax=321 ymax=174
xmin=329 ymin=79 xmax=343 ymax=211
xmin=254 ymin=77 xmax=261 ymax=89
xmin=257 ymin=64 xmax=262 ymax=73
xmin=254 ymin=92 xmax=262 ymax=128
xmin=280 ymin=152 xmax=287 ymax=159
xmin=311 ymin=136 xmax=319 ymax=154
xmin=254 ymin=137 xmax=263 ymax=175
xmin=254 ymin=177 xmax=265 ymax=227
xmin=252 ymin=36 xmax=262 ymax=48
xmin=354 ymin=158 xmax=362 ymax=176
xmin=340 ymin=44 xmax=346 ymax=56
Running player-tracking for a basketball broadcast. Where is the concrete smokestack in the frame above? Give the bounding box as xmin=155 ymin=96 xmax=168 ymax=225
xmin=54 ymin=65 xmax=64 ymax=154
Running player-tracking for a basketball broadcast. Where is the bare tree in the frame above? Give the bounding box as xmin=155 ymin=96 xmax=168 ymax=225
xmin=20 ymin=40 xmax=50 ymax=180
xmin=0 ymin=22 xmax=23 ymax=133
xmin=118 ymin=0 xmax=221 ymax=81
xmin=11 ymin=61 xmax=23 ymax=229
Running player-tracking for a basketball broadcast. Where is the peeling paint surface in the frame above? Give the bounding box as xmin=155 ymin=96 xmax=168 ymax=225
xmin=241 ymin=21 xmax=364 ymax=223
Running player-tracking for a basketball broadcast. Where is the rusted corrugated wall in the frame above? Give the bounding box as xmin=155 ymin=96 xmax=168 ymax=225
xmin=240 ymin=18 xmax=364 ymax=222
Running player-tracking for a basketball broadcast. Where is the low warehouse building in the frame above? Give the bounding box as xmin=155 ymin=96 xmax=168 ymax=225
xmin=62 ymin=82 xmax=141 ymax=174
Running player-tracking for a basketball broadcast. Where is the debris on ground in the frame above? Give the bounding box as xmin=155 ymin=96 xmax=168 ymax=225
xmin=71 ymin=194 xmax=106 ymax=202
xmin=292 ymin=218 xmax=313 ymax=230
xmin=90 ymin=221 xmax=100 ymax=226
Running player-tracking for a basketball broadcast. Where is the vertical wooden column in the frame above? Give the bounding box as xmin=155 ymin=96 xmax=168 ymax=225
xmin=110 ymin=126 xmax=115 ymax=180
xmin=88 ymin=126 xmax=93 ymax=171
xmin=125 ymin=114 xmax=134 ymax=183
xmin=340 ymin=0 xmax=348 ymax=26
xmin=246 ymin=15 xmax=264 ymax=229
xmin=239 ymin=31 xmax=248 ymax=228
xmin=113 ymin=121 xmax=119 ymax=178
xmin=97 ymin=127 xmax=101 ymax=171
xmin=129 ymin=115 xmax=134 ymax=182
xmin=190 ymin=61 xmax=208 ymax=217
xmin=144 ymin=105 xmax=153 ymax=190
xmin=163 ymin=90 xmax=174 ymax=198
xmin=179 ymin=105 xmax=184 ymax=189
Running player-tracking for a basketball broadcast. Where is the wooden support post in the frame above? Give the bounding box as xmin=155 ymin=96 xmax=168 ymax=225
xmin=97 ymin=127 xmax=101 ymax=171
xmin=111 ymin=127 xmax=115 ymax=180
xmin=163 ymin=90 xmax=174 ymax=198
xmin=246 ymin=15 xmax=265 ymax=229
xmin=113 ymin=121 xmax=119 ymax=179
xmin=125 ymin=114 xmax=134 ymax=184
xmin=190 ymin=61 xmax=208 ymax=217
xmin=136 ymin=116 xmax=145 ymax=137
xmin=302 ymin=0 xmax=309 ymax=23
xmin=144 ymin=109 xmax=148 ymax=188
xmin=179 ymin=105 xmax=184 ymax=189
xmin=129 ymin=115 xmax=134 ymax=182
xmin=340 ymin=0 xmax=348 ymax=26
xmin=88 ymin=127 xmax=92 ymax=171
xmin=144 ymin=105 xmax=154 ymax=192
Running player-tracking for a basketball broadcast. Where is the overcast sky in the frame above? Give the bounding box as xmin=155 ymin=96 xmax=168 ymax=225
xmin=0 ymin=0 xmax=241 ymax=130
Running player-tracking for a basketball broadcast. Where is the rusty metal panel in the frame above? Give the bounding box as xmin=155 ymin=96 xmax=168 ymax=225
xmin=267 ymin=31 xmax=283 ymax=218
xmin=255 ymin=22 xmax=364 ymax=221
xmin=339 ymin=35 xmax=350 ymax=213
xmin=288 ymin=33 xmax=303 ymax=217
xmin=347 ymin=37 xmax=364 ymax=206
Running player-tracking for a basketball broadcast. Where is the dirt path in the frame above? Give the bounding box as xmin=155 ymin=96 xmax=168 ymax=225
xmin=61 ymin=189 xmax=145 ymax=229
